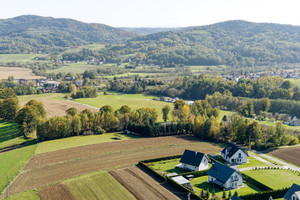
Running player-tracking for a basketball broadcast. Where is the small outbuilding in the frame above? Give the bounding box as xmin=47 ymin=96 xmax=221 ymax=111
xmin=177 ymin=149 xmax=210 ymax=171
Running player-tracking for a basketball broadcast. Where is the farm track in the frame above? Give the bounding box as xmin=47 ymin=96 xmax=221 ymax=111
xmin=109 ymin=166 xmax=180 ymax=200
xmin=38 ymin=183 xmax=75 ymax=200
xmin=268 ymin=146 xmax=300 ymax=167
xmin=9 ymin=136 xmax=220 ymax=194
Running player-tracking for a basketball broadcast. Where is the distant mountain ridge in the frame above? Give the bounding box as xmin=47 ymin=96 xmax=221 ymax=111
xmin=0 ymin=15 xmax=138 ymax=53
xmin=119 ymin=27 xmax=183 ymax=35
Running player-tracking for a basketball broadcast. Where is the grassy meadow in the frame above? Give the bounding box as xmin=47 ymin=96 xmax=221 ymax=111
xmin=0 ymin=121 xmax=27 ymax=150
xmin=66 ymin=171 xmax=136 ymax=200
xmin=0 ymin=144 xmax=37 ymax=193
xmin=2 ymin=190 xmax=40 ymax=200
xmin=72 ymin=93 xmax=172 ymax=121
xmin=0 ymin=54 xmax=47 ymax=63
xmin=36 ymin=132 xmax=141 ymax=154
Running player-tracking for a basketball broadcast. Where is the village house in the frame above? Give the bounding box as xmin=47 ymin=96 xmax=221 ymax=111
xmin=177 ymin=149 xmax=210 ymax=171
xmin=230 ymin=195 xmax=243 ymax=200
xmin=284 ymin=183 xmax=300 ymax=200
xmin=207 ymin=162 xmax=243 ymax=190
xmin=220 ymin=143 xmax=248 ymax=165
xmin=289 ymin=116 xmax=300 ymax=126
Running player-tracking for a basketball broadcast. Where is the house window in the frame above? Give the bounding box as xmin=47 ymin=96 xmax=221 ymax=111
xmin=238 ymin=153 xmax=241 ymax=157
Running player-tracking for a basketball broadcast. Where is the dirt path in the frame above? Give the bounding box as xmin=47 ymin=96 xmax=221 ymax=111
xmin=8 ymin=136 xmax=221 ymax=195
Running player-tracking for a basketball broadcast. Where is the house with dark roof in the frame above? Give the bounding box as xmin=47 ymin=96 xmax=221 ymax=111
xmin=284 ymin=183 xmax=300 ymax=200
xmin=220 ymin=143 xmax=248 ymax=165
xmin=177 ymin=150 xmax=210 ymax=171
xmin=230 ymin=195 xmax=243 ymax=200
xmin=207 ymin=162 xmax=243 ymax=190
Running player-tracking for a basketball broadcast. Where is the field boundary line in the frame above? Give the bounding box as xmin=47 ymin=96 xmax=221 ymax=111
xmin=66 ymin=100 xmax=99 ymax=110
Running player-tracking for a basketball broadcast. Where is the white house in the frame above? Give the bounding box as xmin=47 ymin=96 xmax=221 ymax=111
xmin=207 ymin=162 xmax=243 ymax=190
xmin=284 ymin=183 xmax=300 ymax=200
xmin=177 ymin=150 xmax=210 ymax=171
xmin=220 ymin=143 xmax=248 ymax=165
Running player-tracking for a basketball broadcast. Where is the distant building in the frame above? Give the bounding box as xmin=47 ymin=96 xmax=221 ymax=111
xmin=177 ymin=149 xmax=210 ymax=171
xmin=230 ymin=195 xmax=243 ymax=200
xmin=220 ymin=143 xmax=248 ymax=165
xmin=284 ymin=183 xmax=300 ymax=200
xmin=207 ymin=162 xmax=243 ymax=190
xmin=290 ymin=116 xmax=300 ymax=126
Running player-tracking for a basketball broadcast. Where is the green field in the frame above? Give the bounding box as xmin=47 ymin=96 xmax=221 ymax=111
xmin=104 ymin=72 xmax=164 ymax=79
xmin=188 ymin=65 xmax=227 ymax=73
xmin=3 ymin=190 xmax=40 ymax=200
xmin=66 ymin=171 xmax=136 ymax=200
xmin=0 ymin=54 xmax=47 ymax=63
xmin=191 ymin=175 xmax=262 ymax=196
xmin=0 ymin=145 xmax=37 ymax=193
xmin=0 ymin=121 xmax=27 ymax=150
xmin=17 ymin=93 xmax=65 ymax=103
xmin=47 ymin=63 xmax=103 ymax=73
xmin=149 ymin=158 xmax=186 ymax=174
xmin=36 ymin=132 xmax=141 ymax=154
xmin=72 ymin=93 xmax=172 ymax=122
xmin=242 ymin=169 xmax=300 ymax=189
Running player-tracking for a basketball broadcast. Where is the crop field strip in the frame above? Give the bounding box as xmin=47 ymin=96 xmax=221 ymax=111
xmin=38 ymin=183 xmax=75 ymax=200
xmin=109 ymin=166 xmax=181 ymax=200
xmin=0 ymin=66 xmax=44 ymax=80
xmin=8 ymin=136 xmax=221 ymax=194
xmin=269 ymin=146 xmax=300 ymax=167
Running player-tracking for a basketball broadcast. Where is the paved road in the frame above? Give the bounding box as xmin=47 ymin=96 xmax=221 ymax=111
xmin=253 ymin=150 xmax=300 ymax=172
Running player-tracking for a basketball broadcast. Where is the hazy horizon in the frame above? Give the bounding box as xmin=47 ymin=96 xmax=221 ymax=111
xmin=1 ymin=0 xmax=300 ymax=27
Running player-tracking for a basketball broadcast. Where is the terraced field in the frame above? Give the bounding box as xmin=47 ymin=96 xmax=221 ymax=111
xmin=8 ymin=136 xmax=221 ymax=194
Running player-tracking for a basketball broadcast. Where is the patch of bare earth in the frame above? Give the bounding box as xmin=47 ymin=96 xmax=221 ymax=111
xmin=109 ymin=166 xmax=180 ymax=200
xmin=38 ymin=183 xmax=75 ymax=200
xmin=269 ymin=146 xmax=300 ymax=167
xmin=20 ymin=99 xmax=98 ymax=118
xmin=9 ymin=136 xmax=221 ymax=194
xmin=0 ymin=67 xmax=44 ymax=80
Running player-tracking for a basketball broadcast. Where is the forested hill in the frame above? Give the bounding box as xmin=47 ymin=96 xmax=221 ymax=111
xmin=0 ymin=15 xmax=138 ymax=53
xmin=119 ymin=27 xmax=182 ymax=35
xmin=110 ymin=20 xmax=300 ymax=68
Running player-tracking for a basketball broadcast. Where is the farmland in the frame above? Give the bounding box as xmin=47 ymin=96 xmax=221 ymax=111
xmin=269 ymin=146 xmax=300 ymax=167
xmin=18 ymin=93 xmax=98 ymax=118
xmin=66 ymin=171 xmax=136 ymax=200
xmin=72 ymin=93 xmax=172 ymax=121
xmin=2 ymin=190 xmax=40 ymax=200
xmin=38 ymin=183 xmax=75 ymax=200
xmin=8 ymin=136 xmax=221 ymax=194
xmin=109 ymin=166 xmax=181 ymax=200
xmin=0 ymin=54 xmax=47 ymax=63
xmin=0 ymin=67 xmax=44 ymax=80
xmin=0 ymin=144 xmax=37 ymax=194
xmin=242 ymin=169 xmax=300 ymax=189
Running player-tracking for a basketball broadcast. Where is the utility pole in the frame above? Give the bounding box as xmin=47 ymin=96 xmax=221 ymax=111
xmin=249 ymin=136 xmax=251 ymax=151
xmin=187 ymin=192 xmax=191 ymax=200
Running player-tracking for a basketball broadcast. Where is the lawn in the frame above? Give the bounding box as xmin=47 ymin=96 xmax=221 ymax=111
xmin=149 ymin=158 xmax=187 ymax=174
xmin=66 ymin=171 xmax=136 ymax=200
xmin=0 ymin=121 xmax=27 ymax=150
xmin=191 ymin=175 xmax=262 ymax=197
xmin=0 ymin=144 xmax=37 ymax=193
xmin=0 ymin=54 xmax=47 ymax=63
xmin=242 ymin=169 xmax=300 ymax=189
xmin=237 ymin=156 xmax=270 ymax=169
xmin=72 ymin=93 xmax=172 ymax=122
xmin=17 ymin=93 xmax=65 ymax=103
xmin=36 ymin=132 xmax=141 ymax=154
xmin=218 ymin=110 xmax=236 ymax=122
xmin=3 ymin=190 xmax=40 ymax=200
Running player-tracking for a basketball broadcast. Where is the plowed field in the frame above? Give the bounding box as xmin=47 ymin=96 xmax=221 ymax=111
xmin=269 ymin=146 xmax=300 ymax=167
xmin=38 ymin=183 xmax=75 ymax=200
xmin=9 ymin=136 xmax=221 ymax=194
xmin=110 ymin=166 xmax=180 ymax=200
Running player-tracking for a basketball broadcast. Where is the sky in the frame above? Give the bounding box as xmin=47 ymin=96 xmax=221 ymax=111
xmin=1 ymin=0 xmax=300 ymax=27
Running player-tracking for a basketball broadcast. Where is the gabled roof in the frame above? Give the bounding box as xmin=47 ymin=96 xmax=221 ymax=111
xmin=180 ymin=149 xmax=207 ymax=167
xmin=284 ymin=184 xmax=300 ymax=199
xmin=221 ymin=143 xmax=249 ymax=158
xmin=230 ymin=195 xmax=243 ymax=200
xmin=207 ymin=162 xmax=240 ymax=183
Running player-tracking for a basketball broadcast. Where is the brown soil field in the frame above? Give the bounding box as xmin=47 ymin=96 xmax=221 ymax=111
xmin=9 ymin=136 xmax=221 ymax=194
xmin=0 ymin=67 xmax=44 ymax=80
xmin=38 ymin=183 xmax=75 ymax=200
xmin=20 ymin=99 xmax=98 ymax=118
xmin=269 ymin=146 xmax=300 ymax=166
xmin=110 ymin=166 xmax=180 ymax=200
